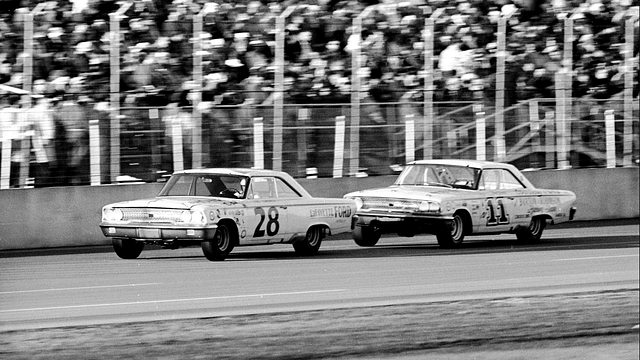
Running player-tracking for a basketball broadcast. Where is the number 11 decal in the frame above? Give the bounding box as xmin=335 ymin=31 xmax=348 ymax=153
xmin=486 ymin=198 xmax=509 ymax=226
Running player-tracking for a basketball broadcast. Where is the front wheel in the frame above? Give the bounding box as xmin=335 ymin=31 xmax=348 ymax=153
xmin=436 ymin=213 xmax=466 ymax=248
xmin=113 ymin=238 xmax=144 ymax=259
xmin=516 ymin=217 xmax=546 ymax=243
xmin=353 ymin=223 xmax=381 ymax=247
xmin=293 ymin=227 xmax=324 ymax=255
xmin=202 ymin=224 xmax=235 ymax=261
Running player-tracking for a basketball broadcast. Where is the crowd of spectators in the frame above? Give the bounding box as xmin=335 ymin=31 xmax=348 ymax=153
xmin=0 ymin=0 xmax=638 ymax=185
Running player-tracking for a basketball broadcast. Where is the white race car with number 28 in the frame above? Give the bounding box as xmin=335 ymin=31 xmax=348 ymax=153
xmin=100 ymin=169 xmax=356 ymax=261
xmin=344 ymin=160 xmax=577 ymax=248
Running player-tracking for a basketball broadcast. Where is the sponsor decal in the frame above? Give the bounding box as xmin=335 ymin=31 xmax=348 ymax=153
xmin=310 ymin=206 xmax=352 ymax=218
xmin=310 ymin=208 xmax=335 ymax=218
xmin=516 ymin=196 xmax=561 ymax=207
xmin=333 ymin=205 xmax=352 ymax=218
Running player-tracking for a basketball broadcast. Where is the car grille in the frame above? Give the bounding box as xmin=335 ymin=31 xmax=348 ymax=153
xmin=120 ymin=208 xmax=184 ymax=223
xmin=361 ymin=197 xmax=420 ymax=212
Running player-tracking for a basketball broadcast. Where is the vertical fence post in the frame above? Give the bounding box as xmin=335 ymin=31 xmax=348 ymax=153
xmin=529 ymin=100 xmax=540 ymax=167
xmin=494 ymin=17 xmax=507 ymax=162
xmin=474 ymin=104 xmax=486 ymax=161
xmin=89 ymin=119 xmax=101 ymax=185
xmin=253 ymin=117 xmax=264 ymax=169
xmin=405 ymin=114 xmax=415 ymax=164
xmin=297 ymin=108 xmax=308 ymax=177
xmin=172 ymin=117 xmax=184 ymax=172
xmin=1 ymin=134 xmax=10 ymax=189
xmin=604 ymin=110 xmax=616 ymax=168
xmin=555 ymin=70 xmax=570 ymax=169
xmin=333 ymin=116 xmax=346 ymax=178
xmin=544 ymin=110 xmax=555 ymax=169
xmin=623 ymin=15 xmax=637 ymax=167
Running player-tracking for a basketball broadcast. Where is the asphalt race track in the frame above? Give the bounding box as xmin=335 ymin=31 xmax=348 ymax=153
xmin=1 ymin=220 xmax=638 ymax=333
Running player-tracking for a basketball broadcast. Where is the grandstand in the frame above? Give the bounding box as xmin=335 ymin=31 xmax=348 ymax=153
xmin=0 ymin=0 xmax=638 ymax=188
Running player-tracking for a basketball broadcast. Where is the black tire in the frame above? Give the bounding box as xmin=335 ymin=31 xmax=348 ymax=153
xmin=353 ymin=223 xmax=381 ymax=247
xmin=516 ymin=217 xmax=546 ymax=243
xmin=202 ymin=223 xmax=235 ymax=261
xmin=293 ymin=226 xmax=324 ymax=255
xmin=113 ymin=238 xmax=144 ymax=259
xmin=436 ymin=213 xmax=466 ymax=248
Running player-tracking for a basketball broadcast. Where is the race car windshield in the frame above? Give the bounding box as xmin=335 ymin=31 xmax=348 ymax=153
xmin=395 ymin=165 xmax=481 ymax=190
xmin=158 ymin=174 xmax=248 ymax=199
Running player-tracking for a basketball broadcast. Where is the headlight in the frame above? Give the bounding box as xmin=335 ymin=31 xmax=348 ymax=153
xmin=418 ymin=201 xmax=440 ymax=213
xmin=180 ymin=210 xmax=206 ymax=224
xmin=103 ymin=208 xmax=123 ymax=221
xmin=353 ymin=197 xmax=363 ymax=210
xmin=180 ymin=210 xmax=192 ymax=223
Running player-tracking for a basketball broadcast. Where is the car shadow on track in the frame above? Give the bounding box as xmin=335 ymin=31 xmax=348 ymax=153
xmin=203 ymin=233 xmax=639 ymax=262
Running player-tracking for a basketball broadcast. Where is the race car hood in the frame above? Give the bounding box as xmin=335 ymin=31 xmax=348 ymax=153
xmin=345 ymin=185 xmax=465 ymax=202
xmin=104 ymin=196 xmax=238 ymax=210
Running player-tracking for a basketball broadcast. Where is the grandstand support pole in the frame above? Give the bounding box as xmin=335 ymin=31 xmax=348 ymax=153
xmin=622 ymin=15 xmax=637 ymax=167
xmin=350 ymin=15 xmax=362 ymax=176
xmin=274 ymin=6 xmax=298 ymax=172
xmin=192 ymin=4 xmax=215 ymax=169
xmin=349 ymin=5 xmax=378 ymax=176
xmin=109 ymin=3 xmax=131 ymax=183
xmin=423 ymin=8 xmax=443 ymax=160
xmin=494 ymin=17 xmax=507 ymax=162
xmin=19 ymin=12 xmax=35 ymax=188
xmin=563 ymin=16 xmax=574 ymax=102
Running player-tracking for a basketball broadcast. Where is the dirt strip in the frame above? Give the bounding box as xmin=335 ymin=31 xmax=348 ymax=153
xmin=1 ymin=289 xmax=638 ymax=360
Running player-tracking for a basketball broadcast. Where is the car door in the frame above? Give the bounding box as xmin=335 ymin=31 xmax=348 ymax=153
xmin=498 ymin=168 xmax=534 ymax=228
xmin=477 ymin=169 xmax=514 ymax=233
xmin=244 ymin=177 xmax=288 ymax=244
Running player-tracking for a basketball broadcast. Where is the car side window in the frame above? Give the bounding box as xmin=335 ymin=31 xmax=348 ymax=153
xmin=250 ymin=177 xmax=275 ymax=199
xmin=275 ymin=178 xmax=302 ymax=198
xmin=500 ymin=170 xmax=525 ymax=189
xmin=479 ymin=170 xmax=499 ymax=190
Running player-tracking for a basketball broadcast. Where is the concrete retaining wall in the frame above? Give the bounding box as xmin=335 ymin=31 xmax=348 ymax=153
xmin=0 ymin=167 xmax=637 ymax=250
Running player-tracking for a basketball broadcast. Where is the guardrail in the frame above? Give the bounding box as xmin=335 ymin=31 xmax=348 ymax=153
xmin=1 ymin=97 xmax=637 ymax=188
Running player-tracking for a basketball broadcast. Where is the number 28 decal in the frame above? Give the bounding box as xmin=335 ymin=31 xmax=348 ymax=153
xmin=486 ymin=198 xmax=510 ymax=226
xmin=254 ymin=207 xmax=280 ymax=237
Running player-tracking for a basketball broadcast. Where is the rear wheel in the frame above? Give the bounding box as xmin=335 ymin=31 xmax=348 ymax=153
xmin=516 ymin=217 xmax=546 ymax=243
xmin=112 ymin=238 xmax=144 ymax=259
xmin=436 ymin=213 xmax=466 ymax=248
xmin=353 ymin=223 xmax=381 ymax=247
xmin=293 ymin=226 xmax=324 ymax=255
xmin=202 ymin=223 xmax=235 ymax=261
